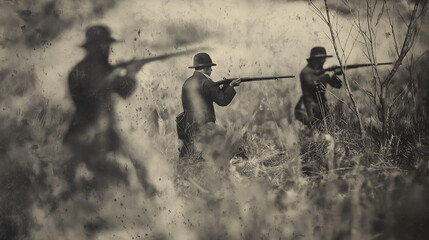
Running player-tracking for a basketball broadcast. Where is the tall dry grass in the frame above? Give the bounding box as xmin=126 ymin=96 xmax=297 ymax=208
xmin=1 ymin=0 xmax=428 ymax=239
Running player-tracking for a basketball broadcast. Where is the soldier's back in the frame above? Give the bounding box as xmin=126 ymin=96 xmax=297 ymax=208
xmin=182 ymin=72 xmax=214 ymax=127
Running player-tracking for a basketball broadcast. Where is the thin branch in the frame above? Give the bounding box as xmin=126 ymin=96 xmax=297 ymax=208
xmin=346 ymin=0 xmax=381 ymax=104
xmin=375 ymin=1 xmax=385 ymax=26
xmin=324 ymin=0 xmax=364 ymax=136
xmin=417 ymin=2 xmax=429 ymax=18
xmin=343 ymin=24 xmax=355 ymax=53
xmin=383 ymin=0 xmax=421 ymax=87
xmin=345 ymin=32 xmax=360 ymax=62
xmin=365 ymin=0 xmax=383 ymax=87
xmin=322 ymin=31 xmax=333 ymax=44
xmin=388 ymin=81 xmax=411 ymax=112
xmin=326 ymin=91 xmax=355 ymax=113
xmin=350 ymin=78 xmax=377 ymax=105
xmin=386 ymin=5 xmax=400 ymax=57
xmin=396 ymin=8 xmax=408 ymax=26
xmin=310 ymin=1 xmax=329 ymax=24
xmin=372 ymin=0 xmax=379 ymax=15
xmin=367 ymin=1 xmax=376 ymax=62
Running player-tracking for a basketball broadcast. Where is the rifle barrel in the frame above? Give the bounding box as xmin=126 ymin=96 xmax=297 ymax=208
xmin=115 ymin=48 xmax=201 ymax=68
xmin=137 ymin=50 xmax=196 ymax=64
xmin=215 ymin=75 xmax=295 ymax=86
xmin=343 ymin=62 xmax=394 ymax=69
xmin=324 ymin=62 xmax=393 ymax=72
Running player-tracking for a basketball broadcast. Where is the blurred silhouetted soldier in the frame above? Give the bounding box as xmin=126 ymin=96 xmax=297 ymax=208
xmin=177 ymin=53 xmax=241 ymax=158
xmin=63 ymin=25 xmax=156 ymax=197
xmin=295 ymin=47 xmax=342 ymax=128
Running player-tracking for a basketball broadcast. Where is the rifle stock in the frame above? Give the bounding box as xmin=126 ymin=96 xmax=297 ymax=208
xmin=215 ymin=75 xmax=295 ymax=86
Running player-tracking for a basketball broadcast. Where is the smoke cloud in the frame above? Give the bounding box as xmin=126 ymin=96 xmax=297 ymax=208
xmin=0 ymin=0 xmax=428 ymax=239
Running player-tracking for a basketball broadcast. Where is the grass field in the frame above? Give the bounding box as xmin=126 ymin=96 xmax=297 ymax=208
xmin=1 ymin=0 xmax=429 ymax=239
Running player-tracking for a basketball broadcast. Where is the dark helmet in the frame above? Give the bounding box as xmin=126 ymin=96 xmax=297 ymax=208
xmin=81 ymin=25 xmax=116 ymax=48
xmin=307 ymin=46 xmax=333 ymax=60
xmin=188 ymin=53 xmax=217 ymax=69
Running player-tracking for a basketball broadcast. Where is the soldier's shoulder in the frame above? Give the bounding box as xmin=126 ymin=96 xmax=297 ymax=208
xmin=183 ymin=74 xmax=201 ymax=90
xmin=300 ymin=66 xmax=316 ymax=81
xmin=184 ymin=73 xmax=198 ymax=84
xmin=201 ymin=77 xmax=216 ymax=90
xmin=301 ymin=65 xmax=314 ymax=74
xmin=71 ymin=61 xmax=87 ymax=72
xmin=201 ymin=75 xmax=214 ymax=83
xmin=68 ymin=65 xmax=82 ymax=81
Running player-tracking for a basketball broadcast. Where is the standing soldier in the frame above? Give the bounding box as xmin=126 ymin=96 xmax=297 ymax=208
xmin=295 ymin=46 xmax=342 ymax=128
xmin=177 ymin=53 xmax=241 ymax=158
xmin=63 ymin=25 xmax=156 ymax=197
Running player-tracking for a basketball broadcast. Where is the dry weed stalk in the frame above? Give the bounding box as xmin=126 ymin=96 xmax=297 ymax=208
xmin=345 ymin=0 xmax=428 ymax=148
xmin=310 ymin=0 xmax=364 ymax=138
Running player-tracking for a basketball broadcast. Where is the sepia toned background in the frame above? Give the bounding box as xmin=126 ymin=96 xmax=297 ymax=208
xmin=1 ymin=0 xmax=428 ymax=239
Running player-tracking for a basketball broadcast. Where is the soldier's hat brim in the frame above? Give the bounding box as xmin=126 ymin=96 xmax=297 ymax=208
xmin=80 ymin=37 xmax=116 ymax=48
xmin=306 ymin=54 xmax=333 ymax=60
xmin=188 ymin=63 xmax=217 ymax=69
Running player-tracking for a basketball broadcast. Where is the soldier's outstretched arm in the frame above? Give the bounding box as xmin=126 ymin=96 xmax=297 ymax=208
xmin=105 ymin=67 xmax=137 ymax=98
xmin=202 ymin=80 xmax=236 ymax=106
xmin=301 ymin=70 xmax=331 ymax=88
xmin=323 ymin=66 xmax=342 ymax=89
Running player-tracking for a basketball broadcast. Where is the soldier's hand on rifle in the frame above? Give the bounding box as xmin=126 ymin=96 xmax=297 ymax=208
xmin=327 ymin=71 xmax=335 ymax=78
xmin=229 ymin=78 xmax=241 ymax=87
xmin=125 ymin=60 xmax=143 ymax=77
xmin=106 ymin=67 xmax=127 ymax=83
xmin=334 ymin=67 xmax=343 ymax=75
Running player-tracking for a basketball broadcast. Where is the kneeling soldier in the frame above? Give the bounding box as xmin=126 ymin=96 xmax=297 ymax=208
xmin=295 ymin=46 xmax=342 ymax=128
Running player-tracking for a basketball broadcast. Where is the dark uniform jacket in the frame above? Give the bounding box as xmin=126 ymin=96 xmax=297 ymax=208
xmin=299 ymin=65 xmax=342 ymax=123
xmin=64 ymin=54 xmax=136 ymax=148
xmin=181 ymin=71 xmax=236 ymax=134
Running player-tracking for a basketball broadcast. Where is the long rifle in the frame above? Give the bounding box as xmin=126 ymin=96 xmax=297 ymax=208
xmin=215 ymin=75 xmax=295 ymax=86
xmin=116 ymin=48 xmax=201 ymax=76
xmin=317 ymin=62 xmax=393 ymax=74
xmin=104 ymin=48 xmax=200 ymax=93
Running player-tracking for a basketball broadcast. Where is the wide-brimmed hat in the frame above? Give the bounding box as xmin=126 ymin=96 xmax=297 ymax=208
xmin=188 ymin=52 xmax=217 ymax=69
xmin=307 ymin=46 xmax=333 ymax=60
xmin=81 ymin=25 xmax=116 ymax=48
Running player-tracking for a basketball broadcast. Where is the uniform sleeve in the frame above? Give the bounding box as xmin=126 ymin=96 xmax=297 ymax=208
xmin=112 ymin=76 xmax=137 ymax=98
xmin=300 ymin=70 xmax=331 ymax=89
xmin=202 ymin=79 xmax=236 ymax=106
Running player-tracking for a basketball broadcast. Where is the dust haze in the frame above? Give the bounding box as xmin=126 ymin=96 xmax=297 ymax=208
xmin=1 ymin=0 xmax=428 ymax=239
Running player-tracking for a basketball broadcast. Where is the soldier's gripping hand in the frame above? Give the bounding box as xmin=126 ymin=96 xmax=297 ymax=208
xmin=106 ymin=67 xmax=127 ymax=83
xmin=333 ymin=67 xmax=343 ymax=75
xmin=125 ymin=60 xmax=143 ymax=77
xmin=327 ymin=70 xmax=335 ymax=78
xmin=326 ymin=65 xmax=343 ymax=77
xmin=229 ymin=78 xmax=241 ymax=87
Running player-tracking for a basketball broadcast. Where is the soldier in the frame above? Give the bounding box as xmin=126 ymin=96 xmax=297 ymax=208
xmin=63 ymin=25 xmax=156 ymax=197
xmin=295 ymin=46 xmax=342 ymax=128
xmin=178 ymin=53 xmax=241 ymax=158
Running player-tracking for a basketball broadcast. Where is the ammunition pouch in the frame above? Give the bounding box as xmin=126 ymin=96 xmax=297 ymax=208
xmin=176 ymin=112 xmax=187 ymax=140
